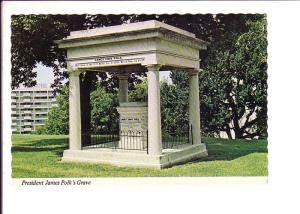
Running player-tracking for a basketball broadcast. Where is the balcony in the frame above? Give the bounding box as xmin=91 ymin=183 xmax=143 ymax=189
xmin=23 ymin=111 xmax=32 ymax=114
xmin=33 ymin=105 xmax=49 ymax=108
xmin=35 ymin=123 xmax=46 ymax=126
xmin=21 ymin=122 xmax=32 ymax=126
xmin=35 ymin=117 xmax=47 ymax=120
xmin=35 ymin=110 xmax=48 ymax=113
xmin=23 ymin=127 xmax=32 ymax=131
xmin=11 ymin=105 xmax=17 ymax=108
xmin=20 ymin=99 xmax=32 ymax=102
xmin=24 ymin=116 xmax=32 ymax=119
xmin=34 ymin=93 xmax=48 ymax=97
xmin=23 ymin=105 xmax=31 ymax=108
xmin=34 ymin=99 xmax=51 ymax=103
xmin=21 ymin=93 xmax=32 ymax=97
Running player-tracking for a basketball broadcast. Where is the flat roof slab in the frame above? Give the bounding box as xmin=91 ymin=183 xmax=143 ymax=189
xmin=57 ymin=20 xmax=208 ymax=72
xmin=68 ymin=20 xmax=196 ymax=39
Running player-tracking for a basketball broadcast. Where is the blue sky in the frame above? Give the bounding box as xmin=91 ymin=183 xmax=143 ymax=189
xmin=34 ymin=63 xmax=171 ymax=86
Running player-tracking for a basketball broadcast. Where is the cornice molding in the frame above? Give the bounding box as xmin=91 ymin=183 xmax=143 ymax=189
xmin=56 ymin=28 xmax=208 ymax=50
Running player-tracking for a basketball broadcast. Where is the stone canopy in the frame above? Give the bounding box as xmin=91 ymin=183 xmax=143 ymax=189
xmin=56 ymin=20 xmax=208 ymax=169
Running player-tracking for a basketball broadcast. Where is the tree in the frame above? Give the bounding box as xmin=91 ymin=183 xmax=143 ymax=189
xmin=169 ymin=70 xmax=189 ymax=89
xmin=90 ymin=85 xmax=119 ymax=133
xmin=160 ymin=82 xmax=189 ymax=132
xmin=43 ymin=84 xmax=119 ymax=135
xmin=128 ymin=79 xmax=148 ymax=102
xmin=11 ymin=15 xmax=87 ymax=89
xmin=44 ymin=84 xmax=69 ymax=134
xmin=200 ymin=17 xmax=267 ymax=139
xmin=129 ymin=79 xmax=189 ymax=133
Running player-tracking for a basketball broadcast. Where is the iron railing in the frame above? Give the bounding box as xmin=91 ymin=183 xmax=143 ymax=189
xmin=162 ymin=125 xmax=193 ymax=149
xmin=82 ymin=130 xmax=148 ymax=151
xmin=81 ymin=132 xmax=119 ymax=149
xmin=81 ymin=125 xmax=193 ymax=151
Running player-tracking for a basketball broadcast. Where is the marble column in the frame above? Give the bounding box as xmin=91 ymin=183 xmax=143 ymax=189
xmin=146 ymin=65 xmax=162 ymax=155
xmin=189 ymin=69 xmax=201 ymax=145
xmin=118 ymin=74 xmax=129 ymax=103
xmin=69 ymin=70 xmax=82 ymax=150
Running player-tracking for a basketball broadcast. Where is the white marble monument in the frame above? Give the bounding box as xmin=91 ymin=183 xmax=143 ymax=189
xmin=117 ymin=102 xmax=148 ymax=150
xmin=56 ymin=20 xmax=208 ymax=169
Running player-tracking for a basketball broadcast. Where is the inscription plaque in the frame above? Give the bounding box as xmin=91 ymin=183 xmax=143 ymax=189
xmin=75 ymin=56 xmax=145 ymax=68
xmin=117 ymin=102 xmax=148 ymax=150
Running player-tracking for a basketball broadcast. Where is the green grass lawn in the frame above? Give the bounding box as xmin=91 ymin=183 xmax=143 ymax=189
xmin=11 ymin=134 xmax=268 ymax=177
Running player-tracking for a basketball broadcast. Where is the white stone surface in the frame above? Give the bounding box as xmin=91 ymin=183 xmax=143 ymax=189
xmin=189 ymin=69 xmax=202 ymax=144
xmin=62 ymin=144 xmax=208 ymax=169
xmin=117 ymin=74 xmax=128 ymax=103
xmin=147 ymin=65 xmax=162 ymax=155
xmin=68 ymin=20 xmax=196 ymax=39
xmin=69 ymin=70 xmax=82 ymax=150
xmin=117 ymin=103 xmax=148 ymax=150
xmin=56 ymin=20 xmax=207 ymax=71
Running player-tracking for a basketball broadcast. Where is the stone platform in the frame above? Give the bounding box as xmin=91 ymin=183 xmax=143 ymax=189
xmin=62 ymin=143 xmax=208 ymax=169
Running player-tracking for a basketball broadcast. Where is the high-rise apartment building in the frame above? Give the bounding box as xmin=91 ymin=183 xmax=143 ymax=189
xmin=11 ymin=84 xmax=57 ymax=133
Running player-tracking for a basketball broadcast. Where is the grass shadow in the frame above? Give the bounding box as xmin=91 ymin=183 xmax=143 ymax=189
xmin=181 ymin=138 xmax=268 ymax=165
xmin=12 ymin=138 xmax=68 ymax=153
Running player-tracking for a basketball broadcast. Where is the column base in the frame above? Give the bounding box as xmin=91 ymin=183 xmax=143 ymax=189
xmin=62 ymin=144 xmax=208 ymax=169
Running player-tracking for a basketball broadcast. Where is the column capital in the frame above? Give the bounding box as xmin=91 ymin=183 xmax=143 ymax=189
xmin=145 ymin=64 xmax=162 ymax=71
xmin=188 ymin=68 xmax=201 ymax=76
xmin=116 ymin=73 xmax=129 ymax=80
xmin=68 ymin=69 xmax=81 ymax=76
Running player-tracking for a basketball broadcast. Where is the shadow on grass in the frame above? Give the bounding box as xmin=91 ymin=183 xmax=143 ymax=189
xmin=183 ymin=138 xmax=268 ymax=165
xmin=12 ymin=138 xmax=68 ymax=153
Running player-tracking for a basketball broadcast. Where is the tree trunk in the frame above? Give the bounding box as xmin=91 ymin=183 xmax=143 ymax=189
xmin=233 ymin=125 xmax=244 ymax=139
xmin=225 ymin=124 xmax=233 ymax=139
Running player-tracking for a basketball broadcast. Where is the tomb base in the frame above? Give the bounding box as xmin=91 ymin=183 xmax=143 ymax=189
xmin=62 ymin=143 xmax=207 ymax=169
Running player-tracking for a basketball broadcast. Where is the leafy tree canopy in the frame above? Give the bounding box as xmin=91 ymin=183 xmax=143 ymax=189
xmin=44 ymin=84 xmax=69 ymax=135
xmin=44 ymin=84 xmax=118 ymax=134
xmin=129 ymin=79 xmax=189 ymax=133
xmin=90 ymin=85 xmax=119 ymax=133
xmin=200 ymin=17 xmax=267 ymax=139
